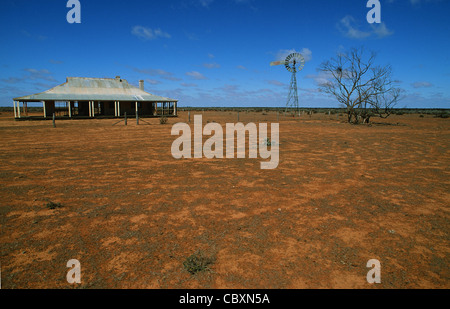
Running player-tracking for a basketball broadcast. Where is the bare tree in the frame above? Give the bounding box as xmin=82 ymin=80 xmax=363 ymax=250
xmin=318 ymin=47 xmax=402 ymax=124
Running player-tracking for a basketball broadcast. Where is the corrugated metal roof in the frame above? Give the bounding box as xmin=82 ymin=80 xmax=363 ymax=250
xmin=13 ymin=77 xmax=177 ymax=102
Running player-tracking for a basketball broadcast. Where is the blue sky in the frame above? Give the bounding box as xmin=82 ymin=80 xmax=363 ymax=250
xmin=0 ymin=0 xmax=449 ymax=108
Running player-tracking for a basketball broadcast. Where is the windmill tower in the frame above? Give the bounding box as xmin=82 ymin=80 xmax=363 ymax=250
xmin=270 ymin=52 xmax=305 ymax=113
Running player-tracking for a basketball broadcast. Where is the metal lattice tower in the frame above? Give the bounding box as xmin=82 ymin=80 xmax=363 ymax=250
xmin=286 ymin=64 xmax=299 ymax=112
xmin=270 ymin=52 xmax=305 ymax=113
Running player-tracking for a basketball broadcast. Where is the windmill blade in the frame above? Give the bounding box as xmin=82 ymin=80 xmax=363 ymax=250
xmin=271 ymin=59 xmax=298 ymax=66
xmin=270 ymin=60 xmax=284 ymax=66
xmin=286 ymin=58 xmax=304 ymax=64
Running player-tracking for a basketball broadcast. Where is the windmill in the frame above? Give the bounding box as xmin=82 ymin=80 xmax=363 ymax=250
xmin=270 ymin=52 xmax=305 ymax=113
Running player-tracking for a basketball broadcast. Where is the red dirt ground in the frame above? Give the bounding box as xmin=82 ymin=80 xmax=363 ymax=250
xmin=0 ymin=110 xmax=448 ymax=289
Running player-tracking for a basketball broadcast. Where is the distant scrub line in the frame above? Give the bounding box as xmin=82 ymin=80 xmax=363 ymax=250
xmin=0 ymin=106 xmax=449 ymax=116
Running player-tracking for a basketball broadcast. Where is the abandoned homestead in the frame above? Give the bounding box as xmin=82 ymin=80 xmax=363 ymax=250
xmin=12 ymin=76 xmax=178 ymax=119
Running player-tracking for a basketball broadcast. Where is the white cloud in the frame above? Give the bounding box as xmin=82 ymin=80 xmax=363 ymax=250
xmin=0 ymin=68 xmax=56 ymax=86
xmin=145 ymin=79 xmax=161 ymax=85
xmin=23 ymin=68 xmax=56 ymax=82
xmin=412 ymin=81 xmax=433 ymax=88
xmin=371 ymin=22 xmax=394 ymax=38
xmin=300 ymin=48 xmax=313 ymax=62
xmin=132 ymin=67 xmax=181 ymax=81
xmin=181 ymin=83 xmax=198 ymax=87
xmin=1 ymin=77 xmax=24 ymax=84
xmin=186 ymin=71 xmax=207 ymax=80
xmin=305 ymin=71 xmax=335 ymax=86
xmin=338 ymin=16 xmax=371 ymax=39
xmin=203 ymin=62 xmax=220 ymax=69
xmin=338 ymin=15 xmax=393 ymax=39
xmin=274 ymin=48 xmax=312 ymax=62
xmin=131 ymin=26 xmax=171 ymax=40
xmin=267 ymin=80 xmax=285 ymax=87
xmin=401 ymin=91 xmax=450 ymax=108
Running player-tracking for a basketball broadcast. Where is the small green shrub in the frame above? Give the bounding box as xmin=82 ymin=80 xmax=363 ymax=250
xmin=46 ymin=201 xmax=62 ymax=209
xmin=159 ymin=116 xmax=168 ymax=124
xmin=183 ymin=251 xmax=214 ymax=275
